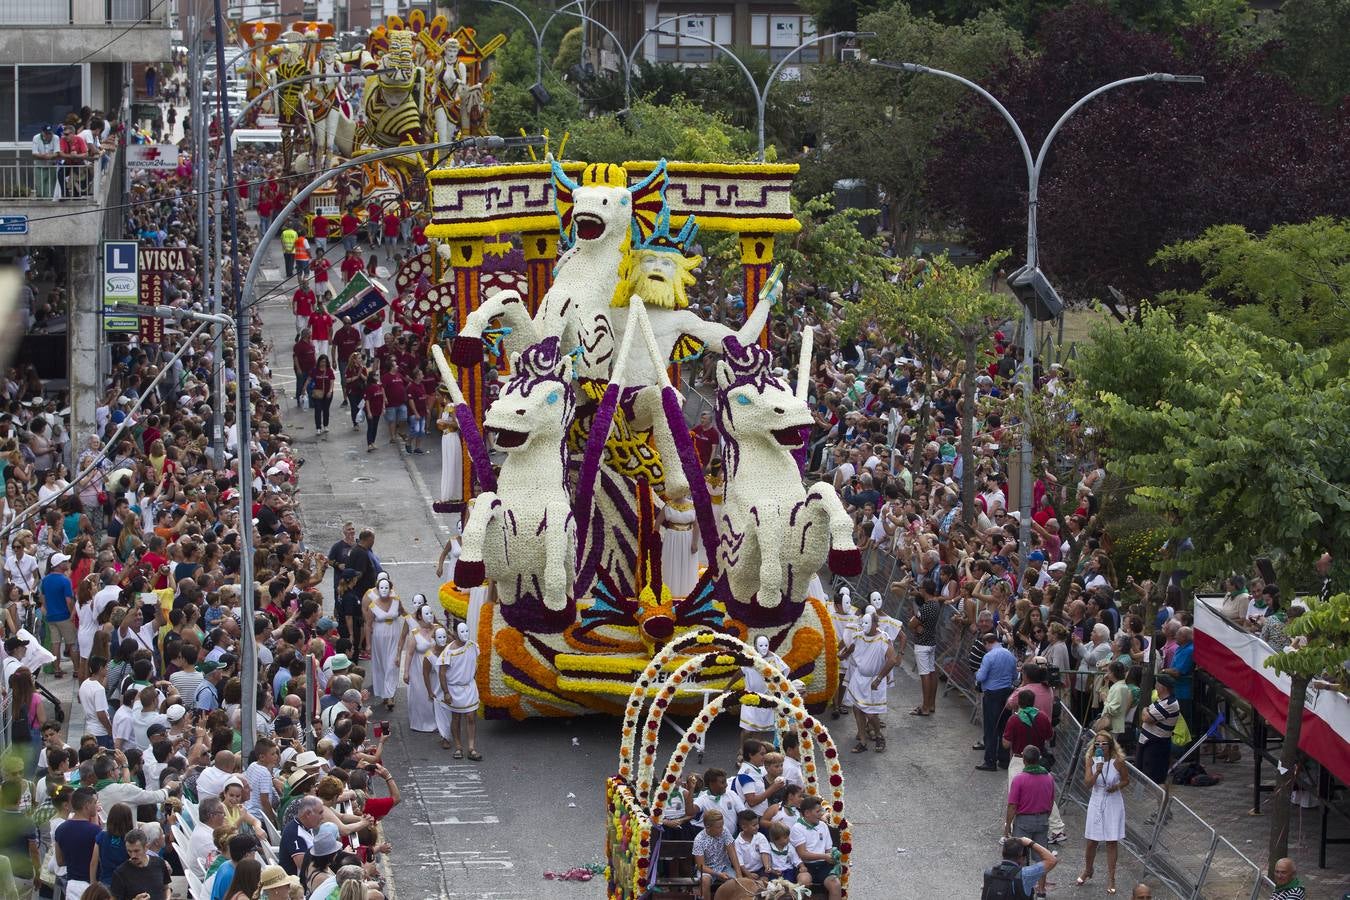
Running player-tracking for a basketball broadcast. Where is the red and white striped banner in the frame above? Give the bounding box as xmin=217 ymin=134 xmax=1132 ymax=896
xmin=1193 ymin=597 xmax=1350 ymax=785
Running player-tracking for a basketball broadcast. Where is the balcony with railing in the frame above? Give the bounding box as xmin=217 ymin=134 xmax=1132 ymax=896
xmin=0 ymin=0 xmax=170 ymax=63
xmin=0 ymin=148 xmax=118 ymax=247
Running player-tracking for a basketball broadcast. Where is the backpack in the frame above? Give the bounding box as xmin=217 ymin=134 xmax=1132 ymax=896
xmin=982 ymin=860 xmax=1031 ymax=900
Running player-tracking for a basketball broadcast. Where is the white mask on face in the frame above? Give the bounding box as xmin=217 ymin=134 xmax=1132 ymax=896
xmin=869 ymin=591 xmax=882 ymax=605
xmin=754 ymin=635 xmax=770 ymax=657
xmin=864 ymin=604 xmax=877 ymax=619
xmin=434 ymin=627 xmax=448 ymax=646
xmin=411 ymin=592 xmax=427 ymax=611
xmin=419 ymin=606 xmax=436 ymax=625
xmin=456 ymin=622 xmax=470 ymax=643
xmin=377 ymin=582 xmax=391 ymax=598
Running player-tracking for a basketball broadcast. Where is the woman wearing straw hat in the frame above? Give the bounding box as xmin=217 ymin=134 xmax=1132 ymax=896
xmin=259 ymin=862 xmax=302 ymax=900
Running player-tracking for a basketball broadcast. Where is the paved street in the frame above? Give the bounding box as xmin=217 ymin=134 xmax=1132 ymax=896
xmin=247 ymin=259 xmax=1145 ymax=898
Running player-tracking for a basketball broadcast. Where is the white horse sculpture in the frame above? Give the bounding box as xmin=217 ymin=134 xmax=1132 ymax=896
xmin=713 ymin=331 xmax=861 ymax=624
xmin=433 ymin=338 xmax=578 ymax=631
xmin=450 ymin=160 xmax=669 ymax=383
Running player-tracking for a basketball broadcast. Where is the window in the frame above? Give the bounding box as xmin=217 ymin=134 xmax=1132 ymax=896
xmin=750 ymin=13 xmax=820 ymax=64
xmin=655 ymin=12 xmax=732 ymax=64
xmin=0 ymin=69 xmax=14 ymax=147
xmin=16 ymin=66 xmax=83 ymax=145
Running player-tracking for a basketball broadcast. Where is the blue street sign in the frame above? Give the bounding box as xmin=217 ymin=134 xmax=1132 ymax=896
xmin=0 ymin=216 xmax=27 ymax=235
xmin=103 ymin=240 xmax=139 ymax=333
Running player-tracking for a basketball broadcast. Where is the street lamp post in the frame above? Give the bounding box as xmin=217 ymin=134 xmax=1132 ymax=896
xmin=869 ymin=59 xmax=1203 ymax=565
xmin=563 ymin=12 xmax=710 ymax=113
xmin=477 ymin=0 xmax=587 ymax=106
xmin=655 ymin=29 xmax=870 ymax=161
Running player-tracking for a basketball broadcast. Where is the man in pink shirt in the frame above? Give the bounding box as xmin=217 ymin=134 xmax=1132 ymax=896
xmin=1005 ymin=745 xmax=1056 ymax=895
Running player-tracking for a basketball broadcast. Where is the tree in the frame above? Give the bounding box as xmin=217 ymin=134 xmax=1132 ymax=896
xmin=1068 ymin=308 xmax=1350 ymax=585
xmin=1152 ymin=218 xmax=1350 ymax=371
xmin=574 ymin=59 xmax=704 ymax=113
xmin=926 ymin=2 xmax=1350 ymax=299
xmin=847 ymin=251 xmax=1018 ymax=520
xmin=553 ymin=25 xmax=582 ymax=71
xmin=1264 ymin=591 xmax=1350 ymax=875
xmin=802 ymin=3 xmax=1024 ymax=252
xmin=1270 ymin=0 xmax=1350 ymax=107
xmin=563 ymin=97 xmax=756 ymax=165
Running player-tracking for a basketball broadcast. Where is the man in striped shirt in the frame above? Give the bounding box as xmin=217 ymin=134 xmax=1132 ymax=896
xmin=1135 ymin=674 xmax=1180 ymax=784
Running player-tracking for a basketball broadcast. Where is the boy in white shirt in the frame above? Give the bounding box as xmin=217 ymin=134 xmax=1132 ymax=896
xmin=693 ymin=768 xmax=747 ymax=828
xmin=731 ymin=810 xmax=771 ymax=879
xmin=789 ymin=797 xmax=842 ymax=899
xmin=765 ymin=821 xmax=809 ymax=887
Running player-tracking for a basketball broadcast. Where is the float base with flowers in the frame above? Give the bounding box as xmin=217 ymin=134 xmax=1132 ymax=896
xmin=604 ymin=630 xmax=851 ymax=899
xmin=423 ymin=157 xmax=863 ymax=721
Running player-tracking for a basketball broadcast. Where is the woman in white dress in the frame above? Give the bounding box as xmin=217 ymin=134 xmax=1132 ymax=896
xmin=439 ymin=620 xmax=481 ymax=760
xmin=657 ymin=497 xmax=699 ymax=597
xmin=363 ymin=573 xmax=406 ymax=711
xmin=1079 ymin=730 xmax=1130 ymax=893
xmin=740 ymin=635 xmax=788 ymax=744
xmin=427 ymin=627 xmax=453 ymax=748
xmin=401 ymin=603 xmax=439 ymax=733
xmin=74 ymin=575 xmax=100 ymax=681
xmin=828 ymin=587 xmax=859 ymax=718
xmin=435 ymin=389 xmax=463 ymax=509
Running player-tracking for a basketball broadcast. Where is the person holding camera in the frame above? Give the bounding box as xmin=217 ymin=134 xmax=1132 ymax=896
xmin=982 ymin=834 xmax=1058 ymax=900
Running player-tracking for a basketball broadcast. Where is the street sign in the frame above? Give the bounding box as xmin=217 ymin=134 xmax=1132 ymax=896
xmin=139 ymin=247 xmax=191 ymax=272
xmin=127 ymin=144 xmax=181 ymax=170
xmin=103 ymin=240 xmax=139 ymax=333
xmin=0 ymin=215 xmax=28 ymax=235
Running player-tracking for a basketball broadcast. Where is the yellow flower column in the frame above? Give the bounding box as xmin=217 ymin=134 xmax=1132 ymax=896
xmin=449 ymin=237 xmax=486 ymax=504
xmin=522 ymin=230 xmax=560 ymax=317
xmin=739 ymin=233 xmax=776 ymax=350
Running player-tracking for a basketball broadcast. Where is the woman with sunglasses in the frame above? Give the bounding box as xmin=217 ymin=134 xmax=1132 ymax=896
xmin=1079 ymin=730 xmax=1130 ymax=893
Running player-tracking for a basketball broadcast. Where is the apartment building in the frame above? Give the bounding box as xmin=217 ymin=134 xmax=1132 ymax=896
xmin=585 ymin=0 xmax=833 ymax=77
xmin=0 ymin=0 xmax=172 ymax=449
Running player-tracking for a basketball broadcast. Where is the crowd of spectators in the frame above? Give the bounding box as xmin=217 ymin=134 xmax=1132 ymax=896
xmin=0 ymin=88 xmax=405 ymax=900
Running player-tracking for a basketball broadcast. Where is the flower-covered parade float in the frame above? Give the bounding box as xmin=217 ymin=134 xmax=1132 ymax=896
xmin=422 ymin=157 xmax=862 ymax=723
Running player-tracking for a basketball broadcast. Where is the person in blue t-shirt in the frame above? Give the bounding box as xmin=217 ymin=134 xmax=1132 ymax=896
xmin=39 ymin=552 xmax=76 ymax=678
xmin=1164 ymin=626 xmax=1196 ymax=737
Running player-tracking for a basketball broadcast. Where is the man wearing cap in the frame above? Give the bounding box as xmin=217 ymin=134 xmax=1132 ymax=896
xmin=975 ymin=632 xmax=1018 ymax=771
xmin=39 ymin=552 xmax=76 ymax=678
xmin=1135 ymin=674 xmax=1181 ymax=783
xmin=1024 ymin=551 xmax=1052 ymax=591
xmin=194 ymin=660 xmax=226 ymax=712
xmin=1 ymin=636 xmax=28 ymax=686
xmin=321 ymin=687 xmax=362 ymax=734
xmin=32 ymin=124 xmax=60 ymax=198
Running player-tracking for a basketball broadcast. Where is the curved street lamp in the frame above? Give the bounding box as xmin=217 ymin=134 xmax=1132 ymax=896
xmin=655 ymin=29 xmax=871 ymax=161
xmin=566 ymin=12 xmax=713 ymax=112
xmin=869 ymin=59 xmax=1204 ymax=566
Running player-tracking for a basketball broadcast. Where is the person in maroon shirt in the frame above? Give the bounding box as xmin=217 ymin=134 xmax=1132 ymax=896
xmin=405 ymin=366 xmax=428 ymax=455
xmin=411 ymin=216 xmax=427 ymax=250
xmin=257 ymin=190 xmax=275 ymax=237
xmin=345 ymin=351 xmax=368 ymax=428
xmin=308 ymin=306 xmax=336 ymax=358
xmin=332 ymin=317 xmax=361 ymax=404
xmin=379 ymin=359 xmax=408 ymax=446
xmin=311 ymin=212 xmax=331 ymax=254
xmin=292 ymin=328 xmax=317 ymax=409
xmin=340 ymin=249 xmax=365 ymax=285
xmin=382 ymin=209 xmax=400 ymax=261
xmin=308 ymin=354 xmax=337 ymax=435
xmin=362 ymin=374 xmax=386 ymax=451
xmin=341 ymin=207 xmax=360 ymax=252
xmin=691 ymin=409 xmax=719 ymax=471
xmin=292 ymin=279 xmax=316 ymax=334
xmin=313 ymin=256 xmax=333 ymax=297
xmin=366 ymin=201 xmax=382 ymax=246
xmin=1002 ymin=689 xmax=1054 ymax=764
